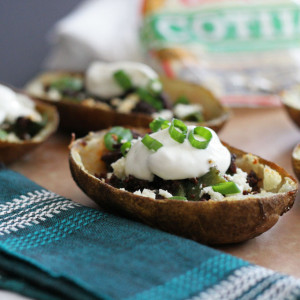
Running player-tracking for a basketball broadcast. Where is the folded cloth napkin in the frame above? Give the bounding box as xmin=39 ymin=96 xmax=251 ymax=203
xmin=45 ymin=0 xmax=143 ymax=71
xmin=0 ymin=169 xmax=300 ymax=300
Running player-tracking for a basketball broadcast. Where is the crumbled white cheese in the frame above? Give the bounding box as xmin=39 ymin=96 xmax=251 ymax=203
xmin=263 ymin=166 xmax=282 ymax=191
xmin=278 ymin=177 xmax=296 ymax=193
xmin=173 ymin=103 xmax=203 ymax=119
xmin=225 ymin=167 xmax=251 ymax=193
xmin=133 ymin=189 xmax=156 ymax=199
xmin=200 ymin=186 xmax=224 ymax=201
xmin=152 ymin=109 xmax=173 ymax=120
xmin=107 ymin=172 xmax=113 ymax=179
xmin=116 ymin=94 xmax=139 ymax=113
xmin=47 ymin=89 xmax=61 ymax=101
xmin=159 ymin=189 xmax=173 ymax=198
xmin=111 ymin=157 xmax=126 ymax=179
xmin=110 ymin=98 xmax=122 ymax=107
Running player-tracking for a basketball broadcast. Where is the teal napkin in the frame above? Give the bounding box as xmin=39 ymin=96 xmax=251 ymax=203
xmin=0 ymin=168 xmax=299 ymax=300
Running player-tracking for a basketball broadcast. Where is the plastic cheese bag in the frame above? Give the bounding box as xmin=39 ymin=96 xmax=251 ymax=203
xmin=141 ymin=0 xmax=300 ymax=106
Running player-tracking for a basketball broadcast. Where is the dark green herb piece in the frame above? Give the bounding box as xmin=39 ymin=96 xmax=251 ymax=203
xmin=113 ymin=70 xmax=132 ymax=90
xmin=199 ymin=167 xmax=226 ymax=187
xmin=169 ymin=196 xmax=187 ymax=200
xmin=50 ymin=77 xmax=83 ymax=92
xmin=137 ymin=88 xmax=163 ymax=111
xmin=175 ymin=96 xmax=190 ymax=105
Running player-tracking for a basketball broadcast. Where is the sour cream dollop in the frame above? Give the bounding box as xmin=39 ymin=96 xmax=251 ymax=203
xmin=124 ymin=126 xmax=231 ymax=181
xmin=85 ymin=61 xmax=160 ymax=98
xmin=0 ymin=84 xmax=41 ymax=125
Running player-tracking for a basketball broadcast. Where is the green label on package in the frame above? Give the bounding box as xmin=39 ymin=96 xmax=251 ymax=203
xmin=142 ymin=3 xmax=300 ymax=52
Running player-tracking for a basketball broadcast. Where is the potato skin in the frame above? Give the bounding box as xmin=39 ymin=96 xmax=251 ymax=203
xmin=283 ymin=104 xmax=300 ymax=128
xmin=27 ymin=72 xmax=230 ymax=134
xmin=0 ymin=100 xmax=59 ymax=164
xmin=69 ymin=132 xmax=297 ymax=245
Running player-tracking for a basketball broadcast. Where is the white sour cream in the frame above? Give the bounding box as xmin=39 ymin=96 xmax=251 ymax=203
xmin=0 ymin=84 xmax=41 ymax=125
xmin=85 ymin=61 xmax=159 ymax=98
xmin=124 ymin=126 xmax=231 ymax=181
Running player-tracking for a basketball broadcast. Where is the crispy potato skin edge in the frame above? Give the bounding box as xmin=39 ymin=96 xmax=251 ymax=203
xmin=0 ymin=100 xmax=59 ymax=164
xmin=69 ymin=135 xmax=298 ymax=245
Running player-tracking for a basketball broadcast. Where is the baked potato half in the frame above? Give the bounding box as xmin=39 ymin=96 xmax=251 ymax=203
xmin=280 ymin=85 xmax=300 ymax=128
xmin=26 ymin=70 xmax=230 ymax=134
xmin=69 ymin=128 xmax=297 ymax=245
xmin=0 ymin=86 xmax=59 ymax=164
xmin=292 ymin=143 xmax=300 ymax=181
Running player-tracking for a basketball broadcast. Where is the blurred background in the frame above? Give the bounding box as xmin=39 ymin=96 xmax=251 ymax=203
xmin=0 ymin=1 xmax=81 ymax=87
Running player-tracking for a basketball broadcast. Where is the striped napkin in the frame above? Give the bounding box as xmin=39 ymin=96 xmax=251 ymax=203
xmin=0 ymin=168 xmax=299 ymax=300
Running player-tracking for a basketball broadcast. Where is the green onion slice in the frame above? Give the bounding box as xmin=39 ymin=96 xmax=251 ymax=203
xmin=169 ymin=196 xmax=187 ymax=201
xmin=169 ymin=119 xmax=187 ymax=143
xmin=121 ymin=141 xmax=132 ymax=156
xmin=137 ymin=88 xmax=163 ymax=111
xmin=104 ymin=133 xmax=118 ymax=151
xmin=142 ymin=134 xmax=163 ymax=151
xmin=50 ymin=77 xmax=83 ymax=92
xmin=188 ymin=126 xmax=212 ymax=149
xmin=175 ymin=96 xmax=190 ymax=105
xmin=212 ymin=182 xmax=241 ymax=195
xmin=149 ymin=118 xmax=170 ymax=132
xmin=109 ymin=127 xmax=132 ymax=142
xmin=104 ymin=127 xmax=133 ymax=151
xmin=113 ymin=70 xmax=132 ymax=90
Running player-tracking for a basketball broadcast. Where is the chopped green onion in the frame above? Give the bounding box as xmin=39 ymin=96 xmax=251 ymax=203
xmin=175 ymin=96 xmax=190 ymax=105
xmin=212 ymin=182 xmax=241 ymax=195
xmin=121 ymin=141 xmax=131 ymax=156
xmin=137 ymin=88 xmax=163 ymax=111
xmin=188 ymin=126 xmax=212 ymax=149
xmin=0 ymin=129 xmax=8 ymax=140
xmin=169 ymin=119 xmax=187 ymax=143
xmin=142 ymin=134 xmax=163 ymax=151
xmin=147 ymin=79 xmax=162 ymax=94
xmin=104 ymin=133 xmax=117 ymax=151
xmin=113 ymin=70 xmax=132 ymax=90
xmin=169 ymin=196 xmax=187 ymax=201
xmin=109 ymin=126 xmax=132 ymax=142
xmin=104 ymin=127 xmax=133 ymax=151
xmin=50 ymin=77 xmax=83 ymax=92
xmin=149 ymin=118 xmax=170 ymax=132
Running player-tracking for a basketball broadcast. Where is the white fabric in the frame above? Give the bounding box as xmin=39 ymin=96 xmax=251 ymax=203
xmin=45 ymin=0 xmax=143 ymax=70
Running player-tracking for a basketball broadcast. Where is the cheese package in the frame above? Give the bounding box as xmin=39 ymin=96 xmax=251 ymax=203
xmin=141 ymin=0 xmax=300 ymax=106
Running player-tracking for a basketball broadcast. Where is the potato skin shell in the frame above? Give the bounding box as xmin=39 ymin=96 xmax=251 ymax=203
xmin=283 ymin=103 xmax=300 ymax=128
xmin=69 ymin=133 xmax=297 ymax=245
xmin=0 ymin=100 xmax=59 ymax=164
xmin=27 ymin=72 xmax=230 ymax=134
